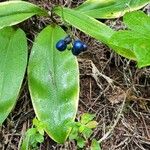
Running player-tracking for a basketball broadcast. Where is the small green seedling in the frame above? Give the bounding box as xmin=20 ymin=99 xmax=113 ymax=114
xmin=69 ymin=113 xmax=101 ymax=149
xmin=21 ymin=118 xmax=45 ymax=150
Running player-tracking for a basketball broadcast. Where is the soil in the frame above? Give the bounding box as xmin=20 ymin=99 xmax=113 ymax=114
xmin=0 ymin=0 xmax=150 ymax=150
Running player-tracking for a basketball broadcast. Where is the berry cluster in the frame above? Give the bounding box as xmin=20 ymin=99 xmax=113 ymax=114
xmin=56 ymin=36 xmax=87 ymax=56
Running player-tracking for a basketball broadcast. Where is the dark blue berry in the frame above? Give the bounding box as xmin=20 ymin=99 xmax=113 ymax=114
xmin=73 ymin=40 xmax=84 ymax=52
xmin=64 ymin=35 xmax=72 ymax=44
xmin=56 ymin=40 xmax=67 ymax=51
xmin=71 ymin=48 xmax=81 ymax=56
xmin=82 ymin=43 xmax=88 ymax=51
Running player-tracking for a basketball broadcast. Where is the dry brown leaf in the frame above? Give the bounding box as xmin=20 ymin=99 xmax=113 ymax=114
xmin=106 ymin=86 xmax=126 ymax=105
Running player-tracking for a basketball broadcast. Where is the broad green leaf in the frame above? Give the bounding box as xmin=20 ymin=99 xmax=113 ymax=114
xmin=91 ymin=139 xmax=101 ymax=150
xmin=75 ymin=0 xmax=115 ymax=12
xmin=28 ymin=25 xmax=79 ymax=143
xmin=110 ymin=44 xmax=137 ymax=60
xmin=124 ymin=11 xmax=150 ymax=38
xmin=134 ymin=39 xmax=150 ymax=68
xmin=54 ymin=7 xmax=136 ymax=60
xmin=110 ymin=11 xmax=150 ymax=67
xmin=75 ymin=0 xmax=150 ymax=19
xmin=124 ymin=11 xmax=150 ymax=67
xmin=110 ymin=31 xmax=137 ymax=60
xmin=54 ymin=7 xmax=114 ymax=44
xmin=0 ymin=27 xmax=27 ymax=125
xmin=0 ymin=1 xmax=47 ymax=29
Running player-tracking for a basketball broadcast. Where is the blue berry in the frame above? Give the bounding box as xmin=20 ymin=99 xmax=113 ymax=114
xmin=71 ymin=48 xmax=81 ymax=56
xmin=56 ymin=40 xmax=67 ymax=51
xmin=72 ymin=40 xmax=88 ymax=55
xmin=64 ymin=35 xmax=72 ymax=44
xmin=73 ymin=40 xmax=84 ymax=52
xmin=82 ymin=43 xmax=88 ymax=51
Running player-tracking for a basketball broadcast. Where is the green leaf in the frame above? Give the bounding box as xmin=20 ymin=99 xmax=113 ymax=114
xmin=32 ymin=118 xmax=45 ymax=135
xmin=134 ymin=40 xmax=150 ymax=68
xmin=86 ymin=121 xmax=98 ymax=129
xmin=82 ymin=127 xmax=93 ymax=139
xmin=0 ymin=27 xmax=27 ymax=125
xmin=69 ymin=127 xmax=79 ymax=140
xmin=33 ymin=118 xmax=39 ymax=127
xmin=75 ymin=0 xmax=150 ymax=19
xmin=123 ymin=11 xmax=150 ymax=67
xmin=54 ymin=7 xmax=114 ymax=44
xmin=21 ymin=128 xmax=36 ymax=150
xmin=0 ymin=1 xmax=47 ymax=29
xmin=81 ymin=113 xmax=95 ymax=125
xmin=77 ymin=137 xmax=85 ymax=148
xmin=28 ymin=25 xmax=79 ymax=143
xmin=91 ymin=139 xmax=101 ymax=150
xmin=110 ymin=11 xmax=150 ymax=67
xmin=110 ymin=31 xmax=137 ymax=60
xmin=21 ymin=134 xmax=30 ymax=150
xmin=79 ymin=124 xmax=86 ymax=133
xmin=124 ymin=11 xmax=150 ymax=38
xmin=26 ymin=128 xmax=37 ymax=137
xmin=21 ymin=127 xmax=44 ymax=150
xmin=35 ymin=134 xmax=44 ymax=143
xmin=75 ymin=0 xmax=115 ymax=12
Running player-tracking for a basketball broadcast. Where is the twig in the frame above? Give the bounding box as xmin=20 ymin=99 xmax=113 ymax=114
xmin=90 ymin=61 xmax=114 ymax=88
xmin=140 ymin=112 xmax=150 ymax=139
xmin=98 ymin=91 xmax=127 ymax=143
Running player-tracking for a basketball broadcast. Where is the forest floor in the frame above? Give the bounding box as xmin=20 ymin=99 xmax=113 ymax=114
xmin=0 ymin=0 xmax=150 ymax=150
